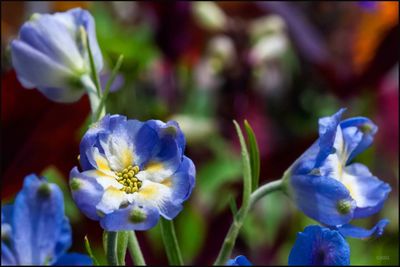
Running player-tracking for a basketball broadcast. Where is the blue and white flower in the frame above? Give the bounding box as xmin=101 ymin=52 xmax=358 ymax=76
xmin=69 ymin=114 xmax=195 ymax=231
xmin=285 ymin=108 xmax=391 ymax=226
xmin=226 ymin=255 xmax=252 ymax=266
xmin=1 ymin=174 xmax=92 ymax=266
xmin=289 ymin=225 xmax=350 ymax=266
xmin=11 ymin=8 xmax=102 ymax=103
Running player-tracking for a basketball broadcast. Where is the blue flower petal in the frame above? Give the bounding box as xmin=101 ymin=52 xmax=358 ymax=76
xmin=226 ymin=255 xmax=252 ymax=266
xmin=12 ymin=174 xmax=70 ymax=265
xmin=344 ymin=163 xmax=391 ymax=218
xmin=289 ymin=225 xmax=350 ymax=265
xmin=54 ymin=252 xmax=93 ymax=266
xmin=290 ymin=174 xmax=355 ymax=226
xmin=100 ymin=203 xmax=160 ymax=231
xmin=66 ymin=8 xmax=103 ymax=71
xmin=147 ymin=120 xmax=186 ymax=154
xmin=340 ymin=117 xmax=378 ymax=163
xmin=1 ymin=204 xmax=13 ymax=225
xmin=69 ymin=167 xmax=104 ymax=220
xmin=1 ymin=241 xmax=17 ymax=266
xmin=54 ymin=217 xmax=73 ymax=262
xmin=117 ymin=119 xmax=158 ymax=168
xmin=170 ymin=156 xmax=196 ymax=203
xmin=79 ymin=114 xmax=127 ymax=170
xmin=11 ymin=39 xmax=75 ymax=89
xmin=315 ymin=108 xmax=346 ymax=167
xmin=336 ymin=219 xmax=389 ymax=239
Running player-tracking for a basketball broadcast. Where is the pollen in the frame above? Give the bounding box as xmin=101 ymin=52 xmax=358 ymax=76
xmin=115 ymin=165 xmax=142 ymax=194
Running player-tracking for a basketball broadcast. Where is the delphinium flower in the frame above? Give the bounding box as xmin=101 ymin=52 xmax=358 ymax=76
xmin=11 ymin=8 xmax=103 ymax=103
xmin=226 ymin=255 xmax=252 ymax=266
xmin=69 ymin=114 xmax=195 ymax=231
xmin=284 ymin=108 xmax=391 ymax=229
xmin=288 ymin=225 xmax=350 ymax=266
xmin=1 ymin=174 xmax=92 ymax=266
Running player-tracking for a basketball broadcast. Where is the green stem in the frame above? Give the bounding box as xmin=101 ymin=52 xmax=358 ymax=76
xmin=117 ymin=232 xmax=129 ymax=265
xmin=106 ymin=231 xmax=118 ymax=266
xmin=128 ymin=231 xmax=146 ymax=266
xmin=160 ymin=218 xmax=183 ymax=265
xmin=249 ymin=179 xmax=284 ymax=208
xmin=82 ymin=74 xmax=105 ymax=122
xmin=213 ymin=179 xmax=283 ymax=265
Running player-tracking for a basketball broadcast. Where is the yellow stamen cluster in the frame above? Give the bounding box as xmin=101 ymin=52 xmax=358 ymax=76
xmin=115 ymin=166 xmax=142 ymax=194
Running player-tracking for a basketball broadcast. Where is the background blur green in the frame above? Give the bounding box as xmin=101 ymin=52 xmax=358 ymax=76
xmin=1 ymin=1 xmax=398 ymax=265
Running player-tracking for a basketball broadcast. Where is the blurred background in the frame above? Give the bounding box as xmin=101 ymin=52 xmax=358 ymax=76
xmin=1 ymin=1 xmax=398 ymax=265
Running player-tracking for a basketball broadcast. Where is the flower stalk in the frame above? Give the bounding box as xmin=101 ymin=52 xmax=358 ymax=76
xmin=128 ymin=231 xmax=146 ymax=266
xmin=160 ymin=218 xmax=184 ymax=265
xmin=106 ymin=231 xmax=118 ymax=266
xmin=214 ymin=178 xmax=283 ymax=265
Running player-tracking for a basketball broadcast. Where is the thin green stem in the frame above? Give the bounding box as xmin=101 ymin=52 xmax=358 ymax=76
xmin=213 ymin=179 xmax=283 ymax=265
xmin=128 ymin=231 xmax=146 ymax=266
xmin=86 ymin=32 xmax=101 ymax=97
xmin=106 ymin=231 xmax=118 ymax=266
xmin=249 ymin=179 xmax=283 ymax=208
xmin=160 ymin=218 xmax=183 ymax=265
xmin=117 ymin=232 xmax=129 ymax=265
xmin=94 ymin=55 xmax=124 ymax=121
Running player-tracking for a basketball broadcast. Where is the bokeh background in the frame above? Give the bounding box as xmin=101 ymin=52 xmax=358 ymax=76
xmin=1 ymin=1 xmax=398 ymax=265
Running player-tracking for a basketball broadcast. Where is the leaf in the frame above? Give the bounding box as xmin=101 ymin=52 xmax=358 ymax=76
xmin=233 ymin=120 xmax=252 ymax=209
xmin=84 ymin=235 xmax=100 ymax=266
xmin=229 ymin=195 xmax=238 ymax=218
xmin=244 ymin=120 xmax=260 ymax=192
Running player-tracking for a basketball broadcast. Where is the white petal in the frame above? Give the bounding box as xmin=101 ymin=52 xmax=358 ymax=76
xmin=100 ymin=134 xmax=134 ymax=171
xmin=96 ymin=186 xmax=128 ymax=214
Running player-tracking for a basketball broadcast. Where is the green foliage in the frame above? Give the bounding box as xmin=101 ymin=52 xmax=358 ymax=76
xmin=175 ymin=204 xmax=207 ymax=263
xmin=244 ymin=120 xmax=260 ymax=192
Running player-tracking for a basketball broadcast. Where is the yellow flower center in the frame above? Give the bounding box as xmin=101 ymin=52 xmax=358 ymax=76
xmin=115 ymin=165 xmax=142 ymax=194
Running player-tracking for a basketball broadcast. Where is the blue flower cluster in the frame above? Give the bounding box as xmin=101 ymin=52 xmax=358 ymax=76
xmin=69 ymin=114 xmax=196 ymax=231
xmin=1 ymin=175 xmax=91 ymax=265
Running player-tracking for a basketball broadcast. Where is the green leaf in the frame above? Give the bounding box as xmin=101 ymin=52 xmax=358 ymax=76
xmin=40 ymin=166 xmax=81 ymax=223
xmin=244 ymin=120 xmax=260 ymax=192
xmin=228 ymin=195 xmax=238 ymax=218
xmin=233 ymin=120 xmax=252 ymax=209
xmin=116 ymin=231 xmax=129 ymax=265
xmin=84 ymin=235 xmax=100 ymax=266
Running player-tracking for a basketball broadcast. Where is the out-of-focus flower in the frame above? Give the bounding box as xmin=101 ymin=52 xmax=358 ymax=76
xmin=1 ymin=174 xmax=92 ymax=265
xmin=285 ymin=108 xmax=391 ymax=226
xmin=226 ymin=255 xmax=252 ymax=266
xmin=195 ymin=35 xmax=235 ymax=90
xmin=69 ymin=114 xmax=195 ymax=231
xmin=10 ymin=8 xmax=103 ymax=103
xmin=192 ymin=2 xmax=227 ymax=31
xmin=170 ymin=114 xmax=217 ymax=144
xmin=288 ymin=225 xmax=350 ymax=266
xmin=249 ymin=15 xmax=286 ymax=43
